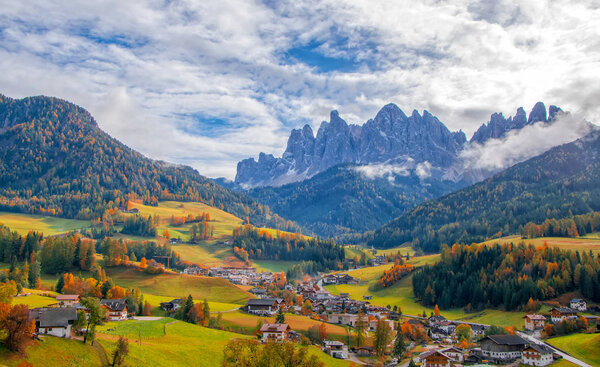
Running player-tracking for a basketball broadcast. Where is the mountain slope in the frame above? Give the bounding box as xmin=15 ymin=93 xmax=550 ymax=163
xmin=0 ymin=94 xmax=291 ymax=229
xmin=249 ymin=164 xmax=463 ymax=237
xmin=368 ymin=131 xmax=600 ymax=252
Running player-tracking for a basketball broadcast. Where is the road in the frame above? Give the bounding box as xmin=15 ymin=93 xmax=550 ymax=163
xmin=517 ymin=332 xmax=593 ymax=367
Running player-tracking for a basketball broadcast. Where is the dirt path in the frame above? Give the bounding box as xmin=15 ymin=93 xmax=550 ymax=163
xmin=92 ymin=339 xmax=110 ymax=366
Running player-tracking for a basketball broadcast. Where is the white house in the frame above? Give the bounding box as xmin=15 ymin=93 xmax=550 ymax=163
xmin=55 ymin=294 xmax=80 ymax=308
xmin=322 ymin=340 xmax=348 ymax=359
xmin=522 ymin=344 xmax=554 ymax=366
xmin=100 ymin=299 xmax=128 ymax=321
xmin=570 ymin=298 xmax=587 ymax=312
xmin=260 ymin=323 xmax=290 ymax=343
xmin=524 ymin=314 xmax=547 ymax=331
xmin=29 ymin=307 xmax=77 ymax=338
xmin=549 ymin=307 xmax=578 ymax=323
xmin=328 ymin=313 xmax=358 ymax=327
xmin=440 ymin=346 xmax=464 ymax=362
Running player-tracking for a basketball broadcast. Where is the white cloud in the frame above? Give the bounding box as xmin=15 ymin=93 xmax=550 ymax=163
xmin=0 ymin=0 xmax=599 ymax=178
xmin=354 ymin=163 xmax=410 ymax=181
xmin=415 ymin=162 xmax=433 ymax=180
xmin=459 ymin=113 xmax=594 ymax=172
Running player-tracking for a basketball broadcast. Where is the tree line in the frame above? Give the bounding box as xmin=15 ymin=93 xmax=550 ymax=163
xmin=521 ymin=211 xmax=600 ymax=238
xmin=413 ymin=242 xmax=600 ymax=311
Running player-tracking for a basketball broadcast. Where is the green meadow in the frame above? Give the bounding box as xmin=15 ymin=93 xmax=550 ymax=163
xmin=547 ymin=333 xmax=600 ymax=367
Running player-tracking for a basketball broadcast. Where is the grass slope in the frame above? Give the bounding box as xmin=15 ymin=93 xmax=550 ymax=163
xmin=0 ymin=336 xmax=102 ymax=367
xmin=547 ymin=333 xmax=600 ymax=366
xmin=480 ymin=235 xmax=600 ymax=254
xmin=0 ymin=211 xmax=90 ymax=236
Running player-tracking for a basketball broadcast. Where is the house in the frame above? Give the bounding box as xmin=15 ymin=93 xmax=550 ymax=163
xmin=417 ymin=350 xmax=452 ymax=367
xmin=437 ymin=320 xmax=455 ymax=334
xmin=100 ymin=299 xmax=128 ymax=321
xmin=549 ymin=307 xmax=578 ymax=323
xmin=328 ymin=313 xmax=359 ymax=327
xmin=440 ymin=346 xmax=464 ymax=362
xmin=245 ymin=298 xmax=279 ymax=315
xmin=160 ymin=298 xmax=183 ymax=312
xmin=250 ymin=288 xmax=267 ymax=297
xmin=322 ymin=340 xmax=348 ymax=359
xmin=479 ymin=334 xmax=527 ymax=362
xmin=522 ymin=344 xmax=554 ymax=366
xmin=370 ymin=256 xmax=386 ymax=266
xmin=524 ymin=314 xmax=547 ymax=331
xmin=368 ymin=319 xmax=395 ymax=332
xmin=56 ymin=294 xmax=80 ymax=308
xmin=362 ymin=295 xmax=372 ymax=300
xmin=356 ymin=346 xmax=373 ymax=357
xmin=335 ymin=274 xmax=358 ymax=284
xmin=29 ymin=307 xmax=77 ymax=338
xmin=570 ymin=298 xmax=587 ymax=312
xmin=471 ymin=323 xmax=487 ymax=338
xmin=260 ymin=323 xmax=290 ymax=343
xmin=322 ymin=274 xmax=338 ymax=285
xmin=428 ymin=315 xmax=447 ymax=327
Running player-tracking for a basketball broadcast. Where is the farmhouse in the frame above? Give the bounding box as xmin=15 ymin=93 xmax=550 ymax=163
xmin=322 ymin=274 xmax=338 ymax=285
xmin=428 ymin=315 xmax=447 ymax=327
xmin=368 ymin=319 xmax=395 ymax=332
xmin=250 ymin=288 xmax=267 ymax=297
xmin=549 ymin=307 xmax=578 ymax=323
xmin=29 ymin=307 xmax=77 ymax=338
xmin=335 ymin=273 xmax=358 ymax=284
xmin=100 ymin=299 xmax=128 ymax=321
xmin=569 ymin=298 xmax=587 ymax=312
xmin=260 ymin=323 xmax=290 ymax=343
xmin=522 ymin=344 xmax=554 ymax=366
xmin=322 ymin=340 xmax=348 ymax=359
xmin=160 ymin=298 xmax=183 ymax=312
xmin=417 ymin=349 xmax=452 ymax=367
xmin=182 ymin=266 xmax=207 ymax=276
xmin=440 ymin=346 xmax=464 ymax=362
xmin=523 ymin=314 xmax=547 ymax=331
xmin=328 ymin=313 xmax=359 ymax=327
xmin=56 ymin=294 xmax=80 ymax=307
xmin=245 ymin=298 xmax=279 ymax=315
xmin=480 ymin=334 xmax=527 ymax=362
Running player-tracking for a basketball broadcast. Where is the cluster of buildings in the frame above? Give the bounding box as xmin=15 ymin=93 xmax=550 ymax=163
xmin=426 ymin=315 xmax=487 ymax=342
xmin=522 ymin=299 xmax=597 ymax=333
xmin=28 ymin=294 xmax=129 ymax=339
xmin=181 ymin=265 xmax=278 ymax=286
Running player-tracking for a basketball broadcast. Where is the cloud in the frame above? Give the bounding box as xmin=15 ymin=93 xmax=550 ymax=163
xmin=0 ymin=0 xmax=599 ymax=178
xmin=353 ymin=163 xmax=410 ymax=181
xmin=415 ymin=162 xmax=432 ymax=180
xmin=458 ymin=113 xmax=594 ymax=172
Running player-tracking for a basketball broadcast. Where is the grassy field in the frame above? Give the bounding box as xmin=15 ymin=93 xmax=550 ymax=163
xmin=480 ymin=235 xmax=600 ymax=254
xmin=104 ymin=267 xmax=253 ymax=305
xmin=253 ymin=260 xmax=297 ymax=273
xmin=171 ymin=242 xmax=239 ymax=267
xmin=0 ymin=211 xmax=91 ymax=236
xmin=547 ymin=333 xmax=600 ymax=366
xmin=327 ymin=255 xmax=534 ymax=327
xmin=12 ymin=293 xmax=57 ymax=308
xmin=96 ymin=318 xmax=351 ymax=367
xmin=0 ymin=336 xmax=102 ymax=367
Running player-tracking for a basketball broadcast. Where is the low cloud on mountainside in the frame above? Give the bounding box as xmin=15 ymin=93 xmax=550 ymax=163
xmin=459 ymin=113 xmax=594 ymax=172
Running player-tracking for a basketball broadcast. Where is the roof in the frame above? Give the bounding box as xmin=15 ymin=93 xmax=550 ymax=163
xmin=570 ymin=298 xmax=584 ymax=302
xmin=525 ymin=344 xmax=553 ymax=355
xmin=56 ymin=294 xmax=80 ymax=301
xmin=482 ymin=334 xmax=527 ymax=346
xmin=30 ymin=307 xmax=77 ymax=327
xmin=419 ymin=350 xmax=451 ymax=360
xmin=247 ymin=298 xmax=277 ymax=306
xmin=100 ymin=299 xmax=127 ymax=311
xmin=524 ymin=314 xmax=547 ymax=320
xmin=260 ymin=323 xmax=289 ymax=332
xmin=323 ymin=340 xmax=345 ymax=346
xmin=551 ymin=307 xmax=577 ymax=314
xmin=429 ymin=315 xmax=447 ymax=322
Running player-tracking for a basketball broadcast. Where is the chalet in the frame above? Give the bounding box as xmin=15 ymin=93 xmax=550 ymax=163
xmin=322 ymin=340 xmax=348 ymax=359
xmin=260 ymin=323 xmax=290 ymax=343
xmin=29 ymin=307 xmax=77 ymax=338
xmin=417 ymin=350 xmax=452 ymax=367
xmin=100 ymin=299 xmax=128 ymax=321
xmin=250 ymin=288 xmax=267 ymax=297
xmin=570 ymin=298 xmax=587 ymax=312
xmin=428 ymin=315 xmax=447 ymax=327
xmin=429 ymin=326 xmax=449 ymax=340
xmin=523 ymin=314 xmax=547 ymax=331
xmin=322 ymin=274 xmax=338 ymax=285
xmin=335 ymin=274 xmax=357 ymax=284
xmin=368 ymin=318 xmax=394 ymax=332
xmin=437 ymin=320 xmax=455 ymax=334
xmin=356 ymin=346 xmax=373 ymax=357
xmin=246 ymin=298 xmax=279 ymax=315
xmin=471 ymin=323 xmax=487 ymax=338
xmin=549 ymin=307 xmax=578 ymax=323
xmin=370 ymin=256 xmax=386 ymax=266
xmin=522 ymin=344 xmax=554 ymax=366
xmin=479 ymin=334 xmax=527 ymax=362
xmin=440 ymin=346 xmax=464 ymax=362
xmin=160 ymin=299 xmax=183 ymax=312
xmin=328 ymin=313 xmax=359 ymax=327
xmin=56 ymin=294 xmax=80 ymax=308
xmin=315 ymin=290 xmax=330 ymax=301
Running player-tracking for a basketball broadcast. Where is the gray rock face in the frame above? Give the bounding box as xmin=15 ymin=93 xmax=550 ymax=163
xmin=235 ymin=102 xmax=559 ymax=187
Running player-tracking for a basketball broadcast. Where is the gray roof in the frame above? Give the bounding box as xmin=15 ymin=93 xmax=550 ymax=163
xmin=527 ymin=344 xmax=553 ymax=355
xmin=30 ymin=307 xmax=77 ymax=327
xmin=483 ymin=334 xmax=527 ymax=346
xmin=101 ymin=299 xmax=127 ymax=311
xmin=247 ymin=298 xmax=277 ymax=306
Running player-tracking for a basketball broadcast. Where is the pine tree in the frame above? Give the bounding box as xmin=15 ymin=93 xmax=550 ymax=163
xmin=275 ymin=308 xmax=285 ymax=323
xmin=393 ymin=330 xmax=406 ymax=357
xmin=28 ymin=256 xmax=41 ymax=289
xmin=56 ymin=274 xmax=65 ymax=293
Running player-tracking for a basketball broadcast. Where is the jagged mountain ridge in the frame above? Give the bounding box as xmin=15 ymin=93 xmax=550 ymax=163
xmin=235 ymin=102 xmax=560 ymax=188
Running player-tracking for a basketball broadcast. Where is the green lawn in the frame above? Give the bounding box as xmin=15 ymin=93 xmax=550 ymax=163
xmin=253 ymin=260 xmax=296 ymax=273
xmin=547 ymin=333 xmax=600 ymax=366
xmin=12 ymin=293 xmax=57 ymax=308
xmin=0 ymin=211 xmax=91 ymax=236
xmin=0 ymin=336 xmax=102 ymax=367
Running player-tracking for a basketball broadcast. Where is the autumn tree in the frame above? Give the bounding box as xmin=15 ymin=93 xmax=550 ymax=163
xmin=433 ymin=304 xmax=441 ymax=316
xmin=139 ymin=257 xmax=147 ymax=269
xmin=106 ymin=286 xmax=126 ymax=299
xmin=143 ymin=301 xmax=152 ymax=316
xmin=374 ymin=319 xmax=393 ymax=357
xmin=456 ymin=324 xmax=472 ymax=343
xmin=355 ymin=310 xmax=366 ymax=347
xmin=111 ymin=336 xmax=129 ymax=367
xmin=0 ymin=303 xmax=35 ymax=353
xmin=319 ymin=322 xmax=328 ymax=341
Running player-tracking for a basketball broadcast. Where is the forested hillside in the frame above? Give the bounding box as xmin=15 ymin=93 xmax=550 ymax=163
xmin=0 ymin=94 xmax=293 ymax=230
xmin=249 ymin=164 xmax=461 ymax=238
xmin=413 ymin=242 xmax=600 ymax=310
xmin=369 ymin=131 xmax=600 ymax=252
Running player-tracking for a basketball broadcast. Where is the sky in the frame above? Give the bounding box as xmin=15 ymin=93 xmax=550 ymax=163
xmin=1 ymin=0 xmax=599 ymax=179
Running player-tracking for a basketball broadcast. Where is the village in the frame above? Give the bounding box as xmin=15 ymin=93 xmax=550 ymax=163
xmin=18 ymin=254 xmax=600 ymax=367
